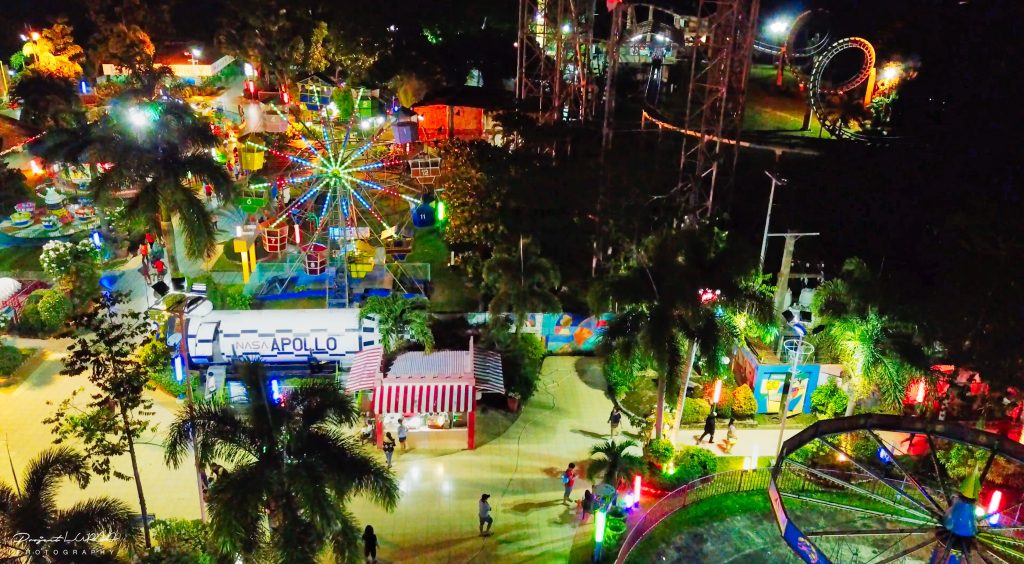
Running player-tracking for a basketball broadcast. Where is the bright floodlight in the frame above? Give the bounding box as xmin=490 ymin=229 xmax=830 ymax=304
xmin=30 ymin=32 xmax=40 ymax=41
xmin=561 ymin=23 xmax=571 ymax=33
xmin=19 ymin=34 xmax=28 ymax=42
xmin=881 ymin=65 xmax=901 ymax=81
xmin=127 ymin=107 xmax=152 ymax=129
xmin=768 ymin=19 xmax=789 ymax=36
xmin=191 ymin=48 xmax=202 ymax=57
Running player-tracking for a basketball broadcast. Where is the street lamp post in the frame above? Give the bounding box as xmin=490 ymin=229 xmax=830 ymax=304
xmin=775 ymin=323 xmax=814 ymax=457
xmin=758 ymin=171 xmax=788 ymax=272
xmin=767 ymin=19 xmax=790 ymax=88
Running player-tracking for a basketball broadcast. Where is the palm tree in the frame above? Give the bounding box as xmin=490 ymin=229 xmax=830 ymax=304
xmin=586 ymin=439 xmax=644 ymax=487
xmin=811 ymin=258 xmax=923 ymax=414
xmin=0 ymin=447 xmax=140 ymax=562
xmin=164 ymin=361 xmax=399 ymax=563
xmin=482 ymin=237 xmax=561 ymax=331
xmin=10 ymin=72 xmax=84 ymax=130
xmin=359 ymin=294 xmax=434 ymax=354
xmin=599 ymin=226 xmax=771 ymax=439
xmin=88 ymin=98 xmax=232 ymax=276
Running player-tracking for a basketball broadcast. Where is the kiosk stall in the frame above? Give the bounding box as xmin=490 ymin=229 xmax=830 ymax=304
xmin=346 ymin=342 xmax=504 ymax=450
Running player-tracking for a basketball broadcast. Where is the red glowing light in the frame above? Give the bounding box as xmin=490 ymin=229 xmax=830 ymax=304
xmin=915 ymin=381 xmax=926 ymax=404
xmin=699 ymin=288 xmax=721 ymax=304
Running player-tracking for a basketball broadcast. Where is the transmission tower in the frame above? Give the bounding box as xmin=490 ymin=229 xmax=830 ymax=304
xmin=516 ymin=0 xmax=598 ymax=122
xmin=678 ymin=0 xmax=760 ymax=216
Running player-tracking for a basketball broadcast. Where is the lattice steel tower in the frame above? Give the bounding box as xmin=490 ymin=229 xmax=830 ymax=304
xmin=516 ymin=0 xmax=598 ymax=122
xmin=678 ymin=0 xmax=760 ymax=216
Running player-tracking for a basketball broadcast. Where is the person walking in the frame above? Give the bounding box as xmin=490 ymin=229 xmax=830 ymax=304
xmin=562 ymin=463 xmax=577 ymax=504
xmin=362 ymin=525 xmax=378 ymax=563
xmin=140 ymin=260 xmax=152 ymax=284
xmin=383 ymin=432 xmax=396 ymax=468
xmin=608 ymin=407 xmax=622 ymax=438
xmin=139 ymin=240 xmax=150 ymax=267
xmin=479 ymin=494 xmax=493 ymax=536
xmin=397 ymin=419 xmax=408 ymax=451
xmin=723 ymin=418 xmax=738 ymax=453
xmin=153 ymin=258 xmax=167 ymax=280
xmin=697 ymin=411 xmax=717 ymax=444
xmin=580 ymin=489 xmax=594 ymax=524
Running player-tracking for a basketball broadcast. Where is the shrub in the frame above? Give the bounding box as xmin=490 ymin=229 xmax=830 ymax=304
xmin=39 ymin=239 xmax=101 ymax=309
xmin=789 ymin=438 xmax=833 ymax=466
xmin=681 ymin=397 xmax=712 ymax=425
xmin=16 ymin=291 xmax=55 ymax=336
xmin=674 ymin=445 xmax=718 ymax=482
xmin=811 ymin=380 xmax=849 ymax=419
xmin=648 ymin=446 xmax=719 ymax=490
xmin=221 ymin=285 xmax=252 ymax=310
xmin=604 ymin=350 xmax=656 ymax=399
xmin=732 ymin=384 xmax=758 ymax=418
xmin=645 ymin=438 xmax=675 ymax=465
xmin=145 ymin=519 xmax=214 ymax=564
xmin=36 ymin=290 xmax=71 ymax=331
xmin=0 ymin=345 xmax=26 ymax=375
xmin=701 ymin=380 xmax=734 ymax=412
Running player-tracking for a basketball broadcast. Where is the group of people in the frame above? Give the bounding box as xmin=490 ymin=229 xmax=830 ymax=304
xmin=136 ymin=232 xmax=168 ymax=284
xmin=380 ymin=419 xmax=409 ymax=468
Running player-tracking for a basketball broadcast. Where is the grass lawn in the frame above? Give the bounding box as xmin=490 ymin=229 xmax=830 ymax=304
xmin=743 ymin=64 xmax=831 ymax=138
xmin=0 ymin=246 xmax=43 ymax=273
xmin=754 ymin=412 xmax=818 ymax=428
xmin=254 ymin=297 xmax=327 ymax=310
xmin=623 ymin=491 xmax=794 ymax=563
xmin=405 ymin=228 xmax=478 ymax=312
xmin=0 ymin=348 xmax=42 ymax=389
xmin=211 ymin=247 xmax=241 ymax=272
xmin=717 ymin=455 xmax=776 ymax=471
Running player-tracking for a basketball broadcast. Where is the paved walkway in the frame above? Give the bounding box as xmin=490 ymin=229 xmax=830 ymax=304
xmin=0 ymin=349 xmax=205 ymax=521
xmin=347 ymin=356 xmax=615 ymax=563
xmin=0 ymin=333 xmax=797 ymax=562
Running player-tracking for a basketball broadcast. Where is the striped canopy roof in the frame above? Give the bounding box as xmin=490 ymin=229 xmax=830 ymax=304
xmin=346 ymin=347 xmax=504 ymax=395
xmin=345 ymin=346 xmax=384 ymax=393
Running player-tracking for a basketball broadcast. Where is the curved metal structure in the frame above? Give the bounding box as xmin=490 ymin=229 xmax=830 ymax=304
xmin=753 ymin=9 xmax=832 ymax=61
xmin=810 ymin=36 xmax=876 ymax=95
xmin=771 ymin=414 xmax=1024 ymax=563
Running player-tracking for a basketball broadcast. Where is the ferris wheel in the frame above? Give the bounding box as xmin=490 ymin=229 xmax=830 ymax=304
xmin=240 ymin=98 xmax=441 ymax=306
xmin=771 ymin=414 xmax=1024 ymax=563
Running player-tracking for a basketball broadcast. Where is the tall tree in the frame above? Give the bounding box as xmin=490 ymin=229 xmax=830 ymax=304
xmin=482 ymin=238 xmax=561 ymax=331
xmin=0 ymin=447 xmax=141 ymax=562
xmin=20 ymin=21 xmax=85 ymax=80
xmin=360 ymin=294 xmax=434 ymax=354
xmin=164 ymin=362 xmax=399 ymax=563
xmin=44 ymin=293 xmax=156 ymax=547
xmin=88 ymin=98 xmax=232 ymax=275
xmin=599 ymin=226 xmax=769 ymax=439
xmin=10 ymin=73 xmax=83 ymax=130
xmin=811 ymin=258 xmax=923 ymax=414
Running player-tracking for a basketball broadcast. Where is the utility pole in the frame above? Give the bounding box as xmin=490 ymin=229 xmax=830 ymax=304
xmin=758 ymin=169 xmax=787 ymax=272
xmin=769 ymin=232 xmax=819 ymax=320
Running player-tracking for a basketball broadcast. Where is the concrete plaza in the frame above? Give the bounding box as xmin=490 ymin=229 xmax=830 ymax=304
xmin=0 ymin=341 xmax=798 ymax=562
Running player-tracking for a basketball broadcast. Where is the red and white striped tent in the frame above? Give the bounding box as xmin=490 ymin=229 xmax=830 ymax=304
xmin=347 ymin=341 xmax=503 ymax=450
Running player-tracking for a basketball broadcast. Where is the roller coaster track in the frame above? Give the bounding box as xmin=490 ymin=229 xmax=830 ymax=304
xmin=640 ymin=104 xmax=820 ymax=156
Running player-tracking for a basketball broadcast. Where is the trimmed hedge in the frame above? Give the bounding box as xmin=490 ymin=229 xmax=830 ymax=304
xmin=732 ymin=384 xmax=757 ymax=418
xmin=647 ymin=445 xmax=719 ymax=491
xmin=681 ymin=397 xmax=712 ymax=425
xmin=645 ymin=438 xmax=675 ymax=465
xmin=811 ymin=380 xmax=849 ymax=419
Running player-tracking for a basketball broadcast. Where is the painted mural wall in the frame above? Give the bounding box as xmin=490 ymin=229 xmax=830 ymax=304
xmin=733 ymin=345 xmax=837 ymax=415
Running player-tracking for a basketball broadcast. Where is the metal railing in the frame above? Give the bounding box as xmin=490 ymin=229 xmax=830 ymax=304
xmin=615 ymin=468 xmax=772 ymax=564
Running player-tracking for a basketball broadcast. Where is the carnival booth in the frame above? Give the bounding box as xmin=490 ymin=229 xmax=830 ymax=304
xmin=346 ymin=340 xmax=505 ymax=450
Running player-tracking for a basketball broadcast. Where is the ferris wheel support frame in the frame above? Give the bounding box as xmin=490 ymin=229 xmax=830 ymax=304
xmin=771 ymin=413 xmax=1024 ymax=564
